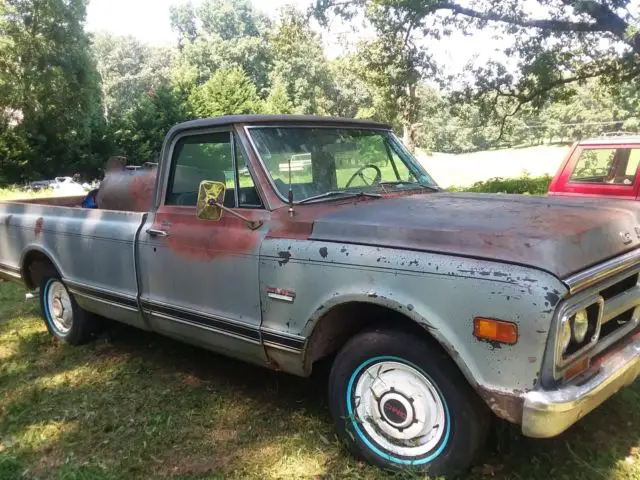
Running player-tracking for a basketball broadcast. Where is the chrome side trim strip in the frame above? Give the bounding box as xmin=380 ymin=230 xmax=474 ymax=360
xmin=145 ymin=310 xmax=261 ymax=345
xmin=564 ymin=249 xmax=640 ymax=295
xmin=71 ymin=290 xmax=140 ymax=313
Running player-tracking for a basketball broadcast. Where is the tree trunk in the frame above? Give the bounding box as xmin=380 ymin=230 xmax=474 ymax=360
xmin=400 ymin=83 xmax=418 ymax=154
xmin=403 ymin=122 xmax=416 ymax=154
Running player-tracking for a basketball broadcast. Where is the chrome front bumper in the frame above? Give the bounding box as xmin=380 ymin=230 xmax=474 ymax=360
xmin=522 ymin=330 xmax=640 ymax=438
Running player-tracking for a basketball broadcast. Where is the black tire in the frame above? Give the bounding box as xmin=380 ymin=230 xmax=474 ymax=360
xmin=39 ymin=274 xmax=100 ymax=345
xmin=329 ymin=327 xmax=490 ymax=477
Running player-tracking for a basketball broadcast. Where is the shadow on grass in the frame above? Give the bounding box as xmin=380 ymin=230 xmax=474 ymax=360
xmin=2 ymin=311 xmax=640 ymax=479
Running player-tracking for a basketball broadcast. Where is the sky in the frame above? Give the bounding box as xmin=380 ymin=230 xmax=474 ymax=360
xmin=86 ymin=0 xmax=309 ymax=46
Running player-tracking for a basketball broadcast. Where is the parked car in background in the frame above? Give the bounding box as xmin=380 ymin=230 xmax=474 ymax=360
xmin=49 ymin=177 xmax=87 ymax=196
xmin=4 ymin=115 xmax=640 ymax=476
xmin=548 ymin=132 xmax=640 ymax=198
xmin=27 ymin=180 xmax=54 ymax=192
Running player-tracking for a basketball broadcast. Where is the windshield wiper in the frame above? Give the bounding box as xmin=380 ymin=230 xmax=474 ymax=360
xmin=297 ymin=190 xmax=383 ymax=205
xmin=377 ymin=181 xmax=440 ymax=192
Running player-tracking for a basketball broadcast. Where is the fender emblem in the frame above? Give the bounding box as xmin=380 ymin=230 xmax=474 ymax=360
xmin=266 ymin=287 xmax=296 ymax=303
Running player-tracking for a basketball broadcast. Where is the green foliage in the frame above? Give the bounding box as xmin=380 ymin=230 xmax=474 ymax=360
xmin=1 ymin=0 xmax=639 ymax=184
xmin=110 ymin=83 xmax=189 ymax=163
xmin=449 ymin=173 xmax=553 ymax=195
xmin=267 ymin=7 xmax=334 ymax=115
xmin=188 ymin=67 xmax=261 ymax=118
xmin=0 ymin=0 xmax=106 ymax=183
xmin=170 ymin=0 xmax=273 ymax=92
xmin=92 ymin=33 xmax=174 ymax=120
xmin=262 ymin=78 xmax=295 ymax=114
xmin=0 ymin=454 xmax=23 ymax=480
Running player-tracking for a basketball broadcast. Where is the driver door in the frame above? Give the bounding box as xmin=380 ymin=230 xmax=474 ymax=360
xmin=137 ymin=128 xmax=271 ymax=365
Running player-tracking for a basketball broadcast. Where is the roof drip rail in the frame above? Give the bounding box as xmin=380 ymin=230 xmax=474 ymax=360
xmin=601 ymin=131 xmax=640 ymax=137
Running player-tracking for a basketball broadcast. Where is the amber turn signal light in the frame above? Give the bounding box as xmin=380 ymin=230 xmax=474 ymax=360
xmin=473 ymin=318 xmax=518 ymax=345
xmin=563 ymin=357 xmax=590 ymax=381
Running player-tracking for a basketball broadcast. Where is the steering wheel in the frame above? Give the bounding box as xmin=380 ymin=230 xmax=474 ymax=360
xmin=345 ymin=164 xmax=382 ymax=188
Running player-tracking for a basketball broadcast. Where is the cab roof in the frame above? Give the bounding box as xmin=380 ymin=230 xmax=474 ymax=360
xmin=579 ymin=133 xmax=640 ymax=146
xmin=169 ymin=115 xmax=392 ymax=136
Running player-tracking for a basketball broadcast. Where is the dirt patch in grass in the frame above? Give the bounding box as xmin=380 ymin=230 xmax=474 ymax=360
xmin=1 ymin=281 xmax=640 ymax=479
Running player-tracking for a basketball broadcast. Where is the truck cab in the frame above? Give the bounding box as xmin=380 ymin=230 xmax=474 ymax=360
xmin=548 ymin=133 xmax=640 ymax=199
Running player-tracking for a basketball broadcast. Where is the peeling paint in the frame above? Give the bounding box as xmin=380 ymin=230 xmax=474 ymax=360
xmin=277 ymin=251 xmax=292 ymax=266
xmin=478 ymin=338 xmax=502 ymax=350
xmin=319 ymin=247 xmax=328 ymax=258
xmin=545 ymin=291 xmax=560 ymax=307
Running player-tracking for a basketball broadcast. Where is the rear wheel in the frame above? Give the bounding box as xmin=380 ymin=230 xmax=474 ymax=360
xmin=39 ymin=274 xmax=100 ymax=345
xmin=328 ymin=327 xmax=490 ymax=476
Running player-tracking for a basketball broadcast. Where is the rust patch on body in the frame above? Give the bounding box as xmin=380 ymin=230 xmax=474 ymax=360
xmin=34 ymin=217 xmax=44 ymax=238
xmin=156 ymin=206 xmax=266 ymax=261
xmin=267 ymin=199 xmax=377 ymax=241
xmin=476 ymin=386 xmax=524 ymax=424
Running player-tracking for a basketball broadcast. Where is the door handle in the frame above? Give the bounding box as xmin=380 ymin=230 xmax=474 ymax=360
xmin=147 ymin=228 xmax=169 ymax=237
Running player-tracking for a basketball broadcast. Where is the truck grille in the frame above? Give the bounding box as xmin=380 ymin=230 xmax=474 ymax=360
xmin=554 ymin=262 xmax=640 ymax=381
xmin=593 ymin=271 xmax=640 ymax=352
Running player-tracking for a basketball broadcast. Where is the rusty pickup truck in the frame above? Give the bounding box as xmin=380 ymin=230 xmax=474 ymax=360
xmin=3 ymin=115 xmax=640 ymax=476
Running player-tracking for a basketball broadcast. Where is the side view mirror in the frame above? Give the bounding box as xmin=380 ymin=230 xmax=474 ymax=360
xmin=196 ymin=181 xmax=226 ymax=221
xmin=195 ymin=180 xmax=264 ymax=230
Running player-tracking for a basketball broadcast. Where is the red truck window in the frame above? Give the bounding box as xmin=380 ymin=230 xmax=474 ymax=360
xmin=569 ymin=148 xmax=640 ymax=186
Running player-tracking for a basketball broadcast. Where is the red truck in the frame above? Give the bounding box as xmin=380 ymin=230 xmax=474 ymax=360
xmin=548 ymin=133 xmax=640 ymax=198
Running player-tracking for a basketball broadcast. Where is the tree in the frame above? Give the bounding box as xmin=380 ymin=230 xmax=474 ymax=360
xmin=92 ymin=33 xmax=175 ymax=120
xmin=0 ymin=0 xmax=105 ymax=182
xmin=315 ymin=0 xmax=640 ymax=141
xmin=268 ymin=6 xmax=336 ymax=115
xmin=188 ymin=67 xmax=261 ymax=117
xmin=313 ymin=1 xmax=437 ymax=152
xmin=262 ymin=78 xmax=295 ymax=114
xmin=110 ymin=83 xmax=188 ymax=163
xmin=170 ymin=0 xmax=273 ymax=92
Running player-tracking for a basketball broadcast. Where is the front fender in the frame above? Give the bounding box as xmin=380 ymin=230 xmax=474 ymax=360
xmin=259 ymin=239 xmax=568 ymax=400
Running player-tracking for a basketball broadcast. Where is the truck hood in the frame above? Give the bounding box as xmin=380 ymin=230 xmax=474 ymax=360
xmin=308 ymin=192 xmax=640 ymax=278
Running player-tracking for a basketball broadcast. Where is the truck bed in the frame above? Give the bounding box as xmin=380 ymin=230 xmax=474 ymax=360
xmin=0 ymin=197 xmax=148 ymax=328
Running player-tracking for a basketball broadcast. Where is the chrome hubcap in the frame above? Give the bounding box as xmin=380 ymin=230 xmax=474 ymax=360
xmin=46 ymin=281 xmax=73 ymax=334
xmin=353 ymin=361 xmax=447 ymax=458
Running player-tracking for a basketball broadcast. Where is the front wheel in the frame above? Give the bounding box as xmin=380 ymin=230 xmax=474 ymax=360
xmin=40 ymin=275 xmax=100 ymax=345
xmin=329 ymin=327 xmax=490 ymax=476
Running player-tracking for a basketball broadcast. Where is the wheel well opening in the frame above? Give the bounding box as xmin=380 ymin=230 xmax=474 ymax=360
xmin=305 ymin=302 xmax=444 ymax=374
xmin=22 ymin=251 xmax=57 ymax=290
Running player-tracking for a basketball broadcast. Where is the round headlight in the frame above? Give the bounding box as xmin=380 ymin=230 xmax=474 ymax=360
xmin=559 ymin=318 xmax=572 ymax=354
xmin=572 ymin=309 xmax=589 ymax=344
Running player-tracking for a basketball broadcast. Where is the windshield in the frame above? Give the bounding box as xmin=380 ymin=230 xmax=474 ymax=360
xmin=247 ymin=127 xmax=438 ymax=203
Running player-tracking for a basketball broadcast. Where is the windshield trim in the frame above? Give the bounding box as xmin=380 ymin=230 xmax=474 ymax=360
xmin=243 ymin=124 xmax=438 ymax=205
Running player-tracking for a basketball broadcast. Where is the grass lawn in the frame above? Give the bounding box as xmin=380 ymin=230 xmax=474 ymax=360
xmin=2 ymin=281 xmax=640 ymax=479
xmin=0 ymin=188 xmax=57 ymax=201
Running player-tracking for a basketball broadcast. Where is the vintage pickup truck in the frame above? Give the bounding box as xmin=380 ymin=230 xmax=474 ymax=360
xmin=2 ymin=115 xmax=640 ymax=476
